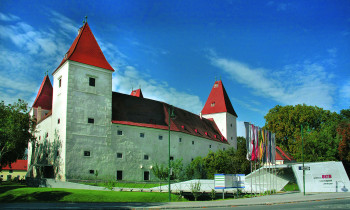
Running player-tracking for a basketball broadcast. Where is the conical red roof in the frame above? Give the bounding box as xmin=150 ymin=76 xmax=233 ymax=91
xmin=130 ymin=89 xmax=144 ymax=98
xmin=201 ymin=80 xmax=237 ymax=117
xmin=32 ymin=75 xmax=53 ymax=110
xmin=54 ymin=22 xmax=114 ymax=73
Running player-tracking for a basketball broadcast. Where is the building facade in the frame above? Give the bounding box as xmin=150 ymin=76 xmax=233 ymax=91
xmin=28 ymin=22 xmax=238 ymax=181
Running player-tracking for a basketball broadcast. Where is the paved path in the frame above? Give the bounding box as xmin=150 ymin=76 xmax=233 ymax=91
xmin=1 ymin=192 xmax=350 ymax=209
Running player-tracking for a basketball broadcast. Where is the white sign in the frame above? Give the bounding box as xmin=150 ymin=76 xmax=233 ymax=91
xmin=292 ymin=161 xmax=350 ymax=192
xmin=214 ymin=174 xmax=233 ymax=189
xmin=233 ymin=174 xmax=245 ymax=188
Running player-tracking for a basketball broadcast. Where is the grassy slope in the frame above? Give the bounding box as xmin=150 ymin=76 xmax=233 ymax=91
xmin=0 ymin=184 xmax=187 ymax=203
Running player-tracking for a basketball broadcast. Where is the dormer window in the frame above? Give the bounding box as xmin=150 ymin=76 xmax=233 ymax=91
xmin=211 ymin=102 xmax=215 ymax=107
xmin=89 ymin=77 xmax=95 ymax=87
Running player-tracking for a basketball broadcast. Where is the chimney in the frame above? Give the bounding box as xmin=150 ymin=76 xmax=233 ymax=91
xmin=37 ymin=106 xmax=42 ymax=122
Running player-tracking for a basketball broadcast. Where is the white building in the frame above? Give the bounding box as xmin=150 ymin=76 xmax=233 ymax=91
xmin=28 ymin=22 xmax=238 ymax=181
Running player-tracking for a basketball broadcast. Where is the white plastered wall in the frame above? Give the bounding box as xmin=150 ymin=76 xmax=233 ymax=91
xmin=202 ymin=112 xmax=237 ymax=150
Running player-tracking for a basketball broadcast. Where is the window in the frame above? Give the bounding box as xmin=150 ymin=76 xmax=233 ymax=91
xmin=191 ymin=158 xmax=194 ymax=162
xmin=230 ymin=124 xmax=233 ymax=127
xmin=89 ymin=170 xmax=94 ymax=174
xmin=57 ymin=118 xmax=60 ymax=124
xmin=211 ymin=102 xmax=215 ymax=107
xmin=140 ymin=133 xmax=145 ymax=138
xmin=170 ymin=156 xmax=174 ymax=161
xmin=214 ymin=83 xmax=218 ymax=88
xmin=117 ymin=130 xmax=123 ymax=135
xmin=231 ymin=137 xmax=233 ymax=140
xmin=223 ymin=148 xmax=226 ymax=151
xmin=59 ymin=78 xmax=62 ymax=88
xmin=209 ymin=145 xmax=212 ymax=148
xmin=84 ymin=151 xmax=91 ymax=157
xmin=159 ymin=135 xmax=163 ymax=140
xmin=9 ymin=170 xmax=13 ymax=173
xmin=192 ymin=141 xmax=194 ymax=145
xmin=117 ymin=153 xmax=123 ymax=158
xmin=88 ymin=118 xmax=94 ymax=124
xmin=144 ymin=155 xmax=149 ymax=160
xmin=46 ymin=133 xmax=48 ymax=138
xmin=144 ymin=171 xmax=150 ymax=181
xmin=117 ymin=170 xmax=123 ymax=180
xmin=89 ymin=77 xmax=95 ymax=87
xmin=179 ymin=138 xmax=182 ymax=143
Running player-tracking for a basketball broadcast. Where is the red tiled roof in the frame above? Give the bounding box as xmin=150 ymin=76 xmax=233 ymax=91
xmin=276 ymin=146 xmax=295 ymax=162
xmin=2 ymin=160 xmax=27 ymax=171
xmin=130 ymin=89 xmax=143 ymax=98
xmin=32 ymin=75 xmax=53 ymax=110
xmin=112 ymin=92 xmax=228 ymax=144
xmin=54 ymin=22 xmax=114 ymax=73
xmin=201 ymin=80 xmax=237 ymax=117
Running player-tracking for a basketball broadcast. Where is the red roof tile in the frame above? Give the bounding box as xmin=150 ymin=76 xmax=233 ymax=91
xmin=2 ymin=160 xmax=27 ymax=171
xmin=130 ymin=89 xmax=144 ymax=98
xmin=201 ymin=80 xmax=237 ymax=117
xmin=32 ymin=75 xmax=53 ymax=110
xmin=112 ymin=92 xmax=228 ymax=144
xmin=54 ymin=23 xmax=114 ymax=73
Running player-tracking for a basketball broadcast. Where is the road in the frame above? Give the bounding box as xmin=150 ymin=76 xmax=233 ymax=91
xmin=191 ymin=198 xmax=350 ymax=210
xmin=1 ymin=198 xmax=350 ymax=209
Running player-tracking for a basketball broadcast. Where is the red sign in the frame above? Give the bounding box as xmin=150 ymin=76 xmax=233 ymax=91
xmin=322 ymin=175 xmax=332 ymax=179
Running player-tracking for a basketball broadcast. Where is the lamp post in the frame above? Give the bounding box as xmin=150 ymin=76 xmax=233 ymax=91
xmin=168 ymin=105 xmax=176 ymax=202
xmin=301 ymin=124 xmax=305 ymax=196
xmin=301 ymin=124 xmax=310 ymax=196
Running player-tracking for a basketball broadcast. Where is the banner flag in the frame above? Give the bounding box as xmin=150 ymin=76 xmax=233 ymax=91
xmin=255 ymin=126 xmax=259 ymax=162
xmin=244 ymin=122 xmax=252 ymax=161
xmin=251 ymin=124 xmax=257 ymax=161
xmin=271 ymin=133 xmax=276 ymax=163
xmin=268 ymin=131 xmax=272 ymax=163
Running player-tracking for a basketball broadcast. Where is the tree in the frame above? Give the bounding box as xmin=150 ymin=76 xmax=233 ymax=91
xmin=0 ymin=99 xmax=35 ymax=169
xmin=264 ymin=104 xmax=341 ymax=162
xmin=338 ymin=108 xmax=350 ymax=175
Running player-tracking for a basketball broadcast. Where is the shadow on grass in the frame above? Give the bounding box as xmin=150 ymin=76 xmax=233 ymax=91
xmin=1 ymin=191 xmax=71 ymax=203
xmin=0 ymin=184 xmax=26 ymax=194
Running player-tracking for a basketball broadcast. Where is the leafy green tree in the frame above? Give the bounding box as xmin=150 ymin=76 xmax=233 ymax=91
xmin=264 ymin=104 xmax=341 ymax=162
xmin=337 ymin=108 xmax=350 ymax=175
xmin=185 ymin=157 xmax=207 ymax=179
xmin=151 ymin=159 xmax=185 ymax=181
xmin=0 ymin=99 xmax=35 ymax=169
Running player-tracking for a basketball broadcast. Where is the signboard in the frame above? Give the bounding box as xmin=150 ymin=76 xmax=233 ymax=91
xmin=292 ymin=161 xmax=350 ymax=193
xmin=299 ymin=166 xmax=311 ymax=170
xmin=233 ymin=174 xmax=245 ymax=188
xmin=214 ymin=174 xmax=233 ymax=189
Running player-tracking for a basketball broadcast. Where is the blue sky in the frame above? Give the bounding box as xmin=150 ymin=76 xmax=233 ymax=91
xmin=0 ymin=0 xmax=349 ymax=137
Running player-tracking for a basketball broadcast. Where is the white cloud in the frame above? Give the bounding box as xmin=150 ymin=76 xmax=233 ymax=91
xmin=112 ymin=66 xmax=203 ymax=114
xmin=0 ymin=12 xmax=20 ymax=21
xmin=340 ymin=80 xmax=350 ymax=104
xmin=209 ymin=53 xmax=335 ymax=110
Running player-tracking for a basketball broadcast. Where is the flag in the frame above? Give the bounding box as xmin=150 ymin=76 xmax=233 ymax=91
xmin=244 ymin=122 xmax=252 ymax=161
xmin=271 ymin=133 xmax=276 ymax=164
xmin=251 ymin=124 xmax=257 ymax=161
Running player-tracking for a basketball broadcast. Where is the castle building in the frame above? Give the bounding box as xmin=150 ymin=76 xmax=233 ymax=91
xmin=28 ymin=22 xmax=238 ymax=181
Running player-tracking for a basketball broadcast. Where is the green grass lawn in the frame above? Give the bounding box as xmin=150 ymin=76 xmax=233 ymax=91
xmin=0 ymin=183 xmax=187 ymax=203
xmin=282 ymin=183 xmax=299 ymax=191
xmin=80 ymin=181 xmax=163 ymax=189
